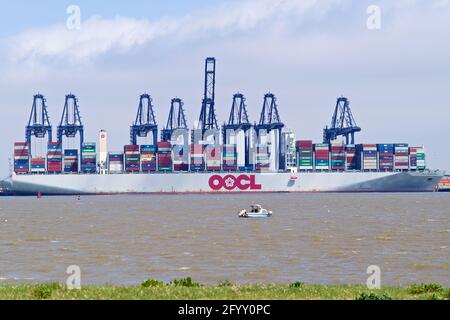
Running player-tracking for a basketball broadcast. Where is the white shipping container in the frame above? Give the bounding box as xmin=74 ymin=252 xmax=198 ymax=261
xmin=125 ymin=151 xmax=140 ymax=156
xmin=14 ymin=156 xmax=30 ymax=160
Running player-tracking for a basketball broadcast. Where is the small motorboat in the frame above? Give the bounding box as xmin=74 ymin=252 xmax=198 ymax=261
xmin=238 ymin=204 xmax=273 ymax=218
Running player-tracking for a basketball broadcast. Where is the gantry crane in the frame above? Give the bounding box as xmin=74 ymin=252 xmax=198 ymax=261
xmin=255 ymin=93 xmax=285 ymax=170
xmin=26 ymin=94 xmax=52 ymax=155
xmin=57 ymin=94 xmax=84 ymax=149
xmin=223 ymin=93 xmax=252 ymax=166
xmin=323 ymin=97 xmax=361 ymax=144
xmin=161 ymin=98 xmax=188 ymax=142
xmin=130 ymin=94 xmax=158 ymax=146
xmin=193 ymin=57 xmax=219 ymax=144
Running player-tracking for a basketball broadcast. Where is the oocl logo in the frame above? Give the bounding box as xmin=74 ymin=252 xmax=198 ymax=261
xmin=209 ymin=175 xmax=262 ymax=191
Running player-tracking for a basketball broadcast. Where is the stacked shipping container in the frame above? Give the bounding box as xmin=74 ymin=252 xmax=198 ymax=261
xmin=409 ymin=147 xmax=418 ymax=170
xmin=206 ymin=146 xmax=221 ymax=171
xmin=141 ymin=145 xmax=157 ymax=172
xmin=296 ymin=141 xmax=313 ymax=170
xmin=394 ymin=144 xmax=409 ymax=171
xmin=377 ymin=144 xmax=394 ymax=171
xmin=345 ymin=145 xmax=358 ymax=171
xmin=331 ymin=144 xmax=345 ymax=171
xmin=360 ymin=144 xmax=377 ymax=171
xmin=409 ymin=147 xmax=426 ymax=170
xmin=47 ymin=142 xmax=62 ymax=173
xmin=223 ymin=144 xmax=238 ymax=171
xmin=64 ymin=150 xmax=78 ymax=173
xmin=81 ymin=143 xmax=97 ymax=173
xmin=157 ymin=142 xmax=173 ymax=172
xmin=416 ymin=147 xmax=426 ymax=170
xmin=190 ymin=145 xmax=205 ymax=171
xmin=108 ymin=153 xmax=124 ymax=174
xmin=172 ymin=145 xmax=188 ymax=172
xmin=314 ymin=144 xmax=330 ymax=170
xmin=124 ymin=145 xmax=140 ymax=173
xmin=14 ymin=142 xmax=30 ymax=174
xmin=11 ymin=140 xmax=429 ymax=175
xmin=255 ymin=145 xmax=270 ymax=171
xmin=30 ymin=157 xmax=46 ymax=173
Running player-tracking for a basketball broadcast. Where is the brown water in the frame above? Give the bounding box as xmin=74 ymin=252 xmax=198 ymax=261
xmin=0 ymin=193 xmax=449 ymax=286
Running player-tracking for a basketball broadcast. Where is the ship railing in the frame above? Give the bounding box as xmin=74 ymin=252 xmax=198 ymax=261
xmin=15 ymin=167 xmax=433 ymax=176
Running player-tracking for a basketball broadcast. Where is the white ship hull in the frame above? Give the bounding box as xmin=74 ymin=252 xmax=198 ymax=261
xmin=8 ymin=171 xmax=443 ymax=195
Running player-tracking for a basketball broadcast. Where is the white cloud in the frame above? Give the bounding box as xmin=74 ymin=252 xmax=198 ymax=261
xmin=10 ymin=16 xmax=178 ymax=64
xmin=8 ymin=0 xmax=339 ymax=64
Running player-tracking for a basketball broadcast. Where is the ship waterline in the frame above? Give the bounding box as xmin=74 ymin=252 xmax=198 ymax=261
xmin=9 ymin=171 xmax=443 ymax=195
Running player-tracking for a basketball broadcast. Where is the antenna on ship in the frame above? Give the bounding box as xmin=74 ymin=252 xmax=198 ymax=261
xmin=130 ymin=94 xmax=158 ymax=146
xmin=26 ymin=94 xmax=53 ymax=156
xmin=323 ymin=97 xmax=361 ymax=144
xmin=223 ymin=93 xmax=252 ymax=167
xmin=57 ymin=94 xmax=84 ymax=150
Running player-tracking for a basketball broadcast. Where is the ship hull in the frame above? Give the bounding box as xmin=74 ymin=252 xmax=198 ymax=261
xmin=9 ymin=171 xmax=443 ymax=195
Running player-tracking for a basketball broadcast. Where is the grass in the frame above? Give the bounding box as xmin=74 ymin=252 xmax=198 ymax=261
xmin=407 ymin=283 xmax=444 ymax=294
xmin=0 ymin=279 xmax=448 ymax=300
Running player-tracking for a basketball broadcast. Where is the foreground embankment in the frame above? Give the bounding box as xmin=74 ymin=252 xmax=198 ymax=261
xmin=0 ymin=280 xmax=448 ymax=300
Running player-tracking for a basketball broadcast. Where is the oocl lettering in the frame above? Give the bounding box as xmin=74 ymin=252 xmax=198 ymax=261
xmin=209 ymin=175 xmax=262 ymax=191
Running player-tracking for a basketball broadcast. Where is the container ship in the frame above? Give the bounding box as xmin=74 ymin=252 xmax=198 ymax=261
xmin=3 ymin=58 xmax=444 ymax=195
xmin=6 ymin=140 xmax=442 ymax=195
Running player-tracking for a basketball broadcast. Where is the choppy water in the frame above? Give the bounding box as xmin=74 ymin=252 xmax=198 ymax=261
xmin=0 ymin=193 xmax=449 ymax=286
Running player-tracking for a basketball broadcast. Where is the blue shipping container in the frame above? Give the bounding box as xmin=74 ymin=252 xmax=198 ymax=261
xmin=64 ymin=150 xmax=78 ymax=156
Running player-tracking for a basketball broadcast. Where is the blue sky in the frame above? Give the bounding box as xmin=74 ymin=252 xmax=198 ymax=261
xmin=0 ymin=0 xmax=449 ymax=176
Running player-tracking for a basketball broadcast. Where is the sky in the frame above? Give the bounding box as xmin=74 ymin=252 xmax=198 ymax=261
xmin=0 ymin=0 xmax=449 ymax=177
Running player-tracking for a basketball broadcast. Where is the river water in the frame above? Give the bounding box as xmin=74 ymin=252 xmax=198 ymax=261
xmin=0 ymin=193 xmax=449 ymax=286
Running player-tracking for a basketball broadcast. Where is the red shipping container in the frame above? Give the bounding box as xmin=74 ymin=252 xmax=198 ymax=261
xmin=14 ymin=142 xmax=29 ymax=147
xmin=124 ymin=145 xmax=139 ymax=151
xmin=158 ymin=141 xmax=171 ymax=148
xmin=296 ymin=140 xmax=313 ymax=146
xmin=191 ymin=145 xmax=205 ymax=153
xmin=206 ymin=147 xmax=221 ymax=159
